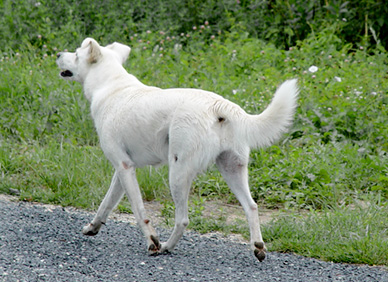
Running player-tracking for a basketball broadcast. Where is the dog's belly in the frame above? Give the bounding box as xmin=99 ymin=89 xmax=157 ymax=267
xmin=119 ymin=128 xmax=170 ymax=168
xmin=125 ymin=144 xmax=169 ymax=168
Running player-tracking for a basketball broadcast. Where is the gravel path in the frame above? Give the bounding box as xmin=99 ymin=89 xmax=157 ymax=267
xmin=1 ymin=198 xmax=387 ymax=282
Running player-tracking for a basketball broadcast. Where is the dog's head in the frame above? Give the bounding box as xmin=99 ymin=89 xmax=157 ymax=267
xmin=56 ymin=38 xmax=131 ymax=83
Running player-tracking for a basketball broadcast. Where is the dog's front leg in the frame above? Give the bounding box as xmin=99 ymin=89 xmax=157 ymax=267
xmin=117 ymin=163 xmax=161 ymax=254
xmin=83 ymin=171 xmax=124 ymax=236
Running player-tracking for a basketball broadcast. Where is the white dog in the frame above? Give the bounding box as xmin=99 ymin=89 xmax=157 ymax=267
xmin=56 ymin=38 xmax=298 ymax=262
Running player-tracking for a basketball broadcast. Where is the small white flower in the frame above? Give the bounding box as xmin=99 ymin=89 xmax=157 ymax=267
xmin=174 ymin=44 xmax=182 ymax=52
xmin=334 ymin=76 xmax=342 ymax=82
xmin=371 ymin=92 xmax=377 ymax=95
xmin=232 ymin=89 xmax=238 ymax=95
xmin=308 ymin=65 xmax=318 ymax=73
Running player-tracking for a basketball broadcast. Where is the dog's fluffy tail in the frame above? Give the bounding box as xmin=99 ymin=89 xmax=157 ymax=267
xmin=241 ymin=79 xmax=299 ymax=149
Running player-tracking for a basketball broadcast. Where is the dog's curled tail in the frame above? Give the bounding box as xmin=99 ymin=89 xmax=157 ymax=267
xmin=242 ymin=79 xmax=299 ymax=149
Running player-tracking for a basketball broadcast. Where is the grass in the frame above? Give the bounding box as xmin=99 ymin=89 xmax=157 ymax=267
xmin=0 ymin=140 xmax=112 ymax=209
xmin=263 ymin=200 xmax=388 ymax=266
xmin=1 ymin=2 xmax=388 ymax=266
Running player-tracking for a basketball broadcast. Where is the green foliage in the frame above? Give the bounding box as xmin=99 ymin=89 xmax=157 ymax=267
xmin=0 ymin=141 xmax=112 ymax=209
xmin=263 ymin=202 xmax=388 ymax=266
xmin=1 ymin=0 xmax=388 ymax=51
xmin=0 ymin=52 xmax=96 ymax=145
xmin=1 ymin=8 xmax=387 ymax=211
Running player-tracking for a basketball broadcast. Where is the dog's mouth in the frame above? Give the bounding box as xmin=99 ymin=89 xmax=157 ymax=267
xmin=60 ymin=70 xmax=74 ymax=77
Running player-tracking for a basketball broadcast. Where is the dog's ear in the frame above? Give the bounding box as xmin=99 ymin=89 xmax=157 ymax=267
xmin=106 ymin=42 xmax=131 ymax=64
xmin=87 ymin=40 xmax=102 ymax=64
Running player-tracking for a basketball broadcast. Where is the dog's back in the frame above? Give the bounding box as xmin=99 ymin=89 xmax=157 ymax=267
xmin=92 ymin=80 xmax=298 ymax=171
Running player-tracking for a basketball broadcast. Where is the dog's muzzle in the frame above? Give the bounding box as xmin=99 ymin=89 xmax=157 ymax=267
xmin=60 ymin=70 xmax=74 ymax=77
xmin=56 ymin=52 xmax=74 ymax=78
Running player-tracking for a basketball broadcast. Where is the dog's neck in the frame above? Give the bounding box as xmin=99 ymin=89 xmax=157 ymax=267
xmin=82 ymin=63 xmax=144 ymax=102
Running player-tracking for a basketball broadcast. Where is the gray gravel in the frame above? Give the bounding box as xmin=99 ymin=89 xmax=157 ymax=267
xmin=0 ymin=198 xmax=387 ymax=282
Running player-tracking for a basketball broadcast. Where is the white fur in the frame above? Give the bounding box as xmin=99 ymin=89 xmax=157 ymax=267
xmin=57 ymin=38 xmax=299 ymax=262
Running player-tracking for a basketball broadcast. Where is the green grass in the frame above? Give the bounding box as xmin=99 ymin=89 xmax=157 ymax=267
xmin=0 ymin=140 xmax=111 ymax=209
xmin=1 ymin=1 xmax=388 ymax=267
xmin=263 ymin=201 xmax=388 ymax=266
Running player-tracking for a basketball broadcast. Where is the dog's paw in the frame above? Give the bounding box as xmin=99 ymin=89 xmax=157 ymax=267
xmin=159 ymin=242 xmax=171 ymax=254
xmin=147 ymin=235 xmax=162 ymax=255
xmin=82 ymin=223 xmax=102 ymax=236
xmin=253 ymin=241 xmax=266 ymax=262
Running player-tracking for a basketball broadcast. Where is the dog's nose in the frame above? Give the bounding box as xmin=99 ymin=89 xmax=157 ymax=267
xmin=56 ymin=52 xmax=62 ymax=58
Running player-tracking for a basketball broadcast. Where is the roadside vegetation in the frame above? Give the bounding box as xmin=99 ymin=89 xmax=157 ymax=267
xmin=1 ymin=0 xmax=387 ymax=266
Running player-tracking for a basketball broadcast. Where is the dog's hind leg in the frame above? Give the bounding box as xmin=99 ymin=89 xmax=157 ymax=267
xmin=82 ymin=171 xmax=124 ymax=236
xmin=216 ymin=150 xmax=266 ymax=262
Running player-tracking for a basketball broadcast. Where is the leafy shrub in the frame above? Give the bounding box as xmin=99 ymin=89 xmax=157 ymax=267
xmin=1 ymin=0 xmax=387 ymax=52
